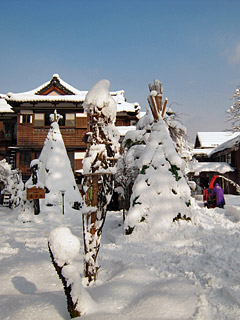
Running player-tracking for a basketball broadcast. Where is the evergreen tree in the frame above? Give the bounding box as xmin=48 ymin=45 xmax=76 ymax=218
xmin=124 ymin=81 xmax=196 ymax=235
xmin=25 ymin=110 xmax=81 ymax=209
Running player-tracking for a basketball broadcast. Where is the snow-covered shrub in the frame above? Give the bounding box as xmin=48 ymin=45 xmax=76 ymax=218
xmin=0 ymin=159 xmax=24 ymax=208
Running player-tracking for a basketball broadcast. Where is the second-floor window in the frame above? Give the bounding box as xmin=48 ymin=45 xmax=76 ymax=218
xmin=66 ymin=113 xmax=75 ymax=127
xmin=226 ymin=153 xmax=231 ymax=165
xmin=34 ymin=113 xmax=76 ymax=127
xmin=44 ymin=113 xmax=75 ymax=127
xmin=34 ymin=113 xmax=44 ymax=126
xmin=20 ymin=151 xmax=32 ymax=166
xmin=20 ymin=114 xmax=33 ymax=124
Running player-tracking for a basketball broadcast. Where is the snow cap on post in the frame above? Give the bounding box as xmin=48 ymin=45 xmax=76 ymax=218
xmin=83 ymin=79 xmax=117 ymax=123
xmin=49 ymin=227 xmax=80 ymax=267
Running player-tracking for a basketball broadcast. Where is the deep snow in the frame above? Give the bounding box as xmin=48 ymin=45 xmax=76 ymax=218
xmin=0 ymin=195 xmax=240 ymax=319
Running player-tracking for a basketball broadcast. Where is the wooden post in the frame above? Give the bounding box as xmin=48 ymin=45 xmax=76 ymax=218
xmin=33 ymin=199 xmax=40 ymax=215
xmin=155 ymin=95 xmax=162 ymax=112
xmin=148 ymin=95 xmax=159 ymax=120
xmin=26 ymin=187 xmax=45 ymax=215
xmin=161 ymin=98 xmax=168 ymax=117
xmin=148 ymin=80 xmax=168 ymax=120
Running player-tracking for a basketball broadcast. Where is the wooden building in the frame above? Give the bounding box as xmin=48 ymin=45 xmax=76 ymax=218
xmin=209 ymin=134 xmax=240 ymax=193
xmin=0 ymin=74 xmax=140 ymax=180
xmin=192 ymin=131 xmax=240 ymax=193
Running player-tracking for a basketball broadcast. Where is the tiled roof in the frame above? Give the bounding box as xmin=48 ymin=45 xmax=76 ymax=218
xmin=0 ymin=98 xmax=13 ymax=113
xmin=5 ymin=74 xmax=140 ymax=113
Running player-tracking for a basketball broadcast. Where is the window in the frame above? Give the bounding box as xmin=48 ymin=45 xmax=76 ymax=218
xmin=20 ymin=114 xmax=33 ymax=124
xmin=231 ymin=152 xmax=236 ymax=167
xmin=59 ymin=116 xmax=65 ymax=126
xmin=44 ymin=113 xmax=75 ymax=127
xmin=226 ymin=153 xmax=231 ymax=164
xmin=45 ymin=113 xmax=51 ymax=126
xmin=3 ymin=122 xmax=12 ymax=138
xmin=20 ymin=151 xmax=32 ymax=166
xmin=66 ymin=113 xmax=75 ymax=127
xmin=34 ymin=113 xmax=44 ymax=126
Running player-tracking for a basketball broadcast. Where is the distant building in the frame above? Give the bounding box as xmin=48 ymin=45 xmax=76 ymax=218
xmin=192 ymin=131 xmax=240 ymax=193
xmin=193 ymin=131 xmax=239 ymax=161
xmin=0 ymin=74 xmax=141 ymax=180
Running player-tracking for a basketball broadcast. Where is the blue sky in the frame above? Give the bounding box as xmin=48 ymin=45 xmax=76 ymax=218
xmin=1 ymin=0 xmax=240 ymax=140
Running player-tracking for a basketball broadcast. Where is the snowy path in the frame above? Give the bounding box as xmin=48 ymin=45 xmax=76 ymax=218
xmin=0 ymin=208 xmax=69 ymax=320
xmin=0 ymin=197 xmax=240 ymax=319
xmin=96 ymin=199 xmax=240 ymax=319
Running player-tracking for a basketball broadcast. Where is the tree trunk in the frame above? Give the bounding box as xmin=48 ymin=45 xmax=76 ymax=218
xmin=48 ymin=244 xmax=81 ymax=318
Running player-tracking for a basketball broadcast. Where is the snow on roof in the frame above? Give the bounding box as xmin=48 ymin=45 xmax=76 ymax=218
xmin=7 ymin=94 xmax=87 ymax=103
xmin=112 ymin=90 xmax=140 ymax=112
xmin=187 ymin=161 xmax=234 ymax=174
xmin=5 ymin=74 xmax=140 ymax=113
xmin=196 ymin=132 xmax=239 ymax=148
xmin=0 ymin=98 xmax=13 ymax=113
xmin=9 ymin=73 xmax=84 ymax=96
xmin=192 ymin=148 xmax=213 ymax=157
xmin=210 ymin=134 xmax=240 ymax=157
xmin=137 ymin=111 xmax=146 ymax=119
xmin=116 ymin=125 xmax=136 ymax=136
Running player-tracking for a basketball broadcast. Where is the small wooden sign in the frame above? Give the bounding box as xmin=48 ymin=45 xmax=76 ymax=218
xmin=27 ymin=187 xmax=45 ymax=200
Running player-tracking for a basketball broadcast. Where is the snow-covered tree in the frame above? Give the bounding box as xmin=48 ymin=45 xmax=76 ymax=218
xmin=164 ymin=108 xmax=192 ymax=165
xmin=117 ymin=81 xmax=193 ymax=216
xmin=227 ymin=86 xmax=240 ymax=131
xmin=82 ymin=79 xmax=120 ymax=283
xmin=0 ymin=159 xmax=24 ymax=208
xmin=124 ymin=81 xmax=197 ymax=235
xmin=25 ymin=110 xmax=82 ymax=210
xmin=115 ymin=110 xmax=153 ymax=216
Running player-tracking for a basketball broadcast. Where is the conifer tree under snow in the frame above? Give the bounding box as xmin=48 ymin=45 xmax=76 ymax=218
xmin=124 ymin=81 xmax=197 ymax=235
xmin=25 ymin=110 xmax=81 ymax=209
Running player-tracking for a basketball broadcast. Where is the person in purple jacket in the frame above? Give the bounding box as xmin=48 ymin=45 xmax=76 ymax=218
xmin=211 ymin=183 xmax=225 ymax=208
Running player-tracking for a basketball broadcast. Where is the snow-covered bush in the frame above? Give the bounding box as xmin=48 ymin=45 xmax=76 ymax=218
xmin=0 ymin=159 xmax=24 ymax=208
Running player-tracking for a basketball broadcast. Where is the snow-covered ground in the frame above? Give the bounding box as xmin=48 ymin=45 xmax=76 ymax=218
xmin=1 ymin=195 xmax=240 ymax=320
